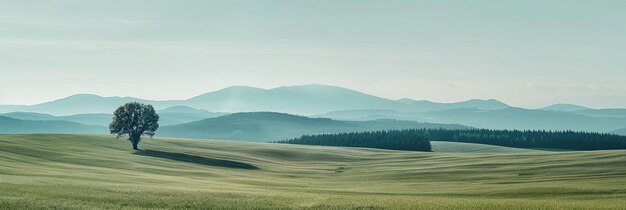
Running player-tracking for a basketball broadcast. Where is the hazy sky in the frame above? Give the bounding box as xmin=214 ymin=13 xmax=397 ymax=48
xmin=1 ymin=0 xmax=625 ymax=108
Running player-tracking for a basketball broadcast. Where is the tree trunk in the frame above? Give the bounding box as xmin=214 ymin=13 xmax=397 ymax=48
xmin=130 ymin=134 xmax=140 ymax=150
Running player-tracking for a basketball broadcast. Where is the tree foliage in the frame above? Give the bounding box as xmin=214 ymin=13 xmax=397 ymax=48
xmin=109 ymin=102 xmax=159 ymax=150
xmin=277 ymin=128 xmax=626 ymax=151
xmin=420 ymin=128 xmax=626 ymax=150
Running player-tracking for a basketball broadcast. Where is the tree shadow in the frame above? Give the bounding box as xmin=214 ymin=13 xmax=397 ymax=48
xmin=134 ymin=150 xmax=259 ymax=170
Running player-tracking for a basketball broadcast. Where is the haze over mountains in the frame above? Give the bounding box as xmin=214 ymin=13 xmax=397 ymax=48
xmin=316 ymin=108 xmax=626 ymax=133
xmin=1 ymin=84 xmax=625 ymax=136
xmin=0 ymin=112 xmax=469 ymax=141
xmin=0 ymin=84 xmax=513 ymax=116
xmin=0 ymin=108 xmax=225 ymax=127
xmin=0 ymin=116 xmax=103 ymax=134
xmin=158 ymin=112 xmax=469 ymax=141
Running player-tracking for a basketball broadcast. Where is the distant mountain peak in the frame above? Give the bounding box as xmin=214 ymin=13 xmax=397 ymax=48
xmin=158 ymin=106 xmax=208 ymax=114
xmin=189 ymin=86 xmax=266 ymax=100
xmin=461 ymin=99 xmax=510 ymax=108
xmin=222 ymin=85 xmax=266 ymax=90
xmin=541 ymin=103 xmax=590 ymax=112
xmin=54 ymin=94 xmax=145 ymax=102
xmin=274 ymin=84 xmax=344 ymax=89
xmin=271 ymin=84 xmax=363 ymax=93
xmin=58 ymin=94 xmax=103 ymax=100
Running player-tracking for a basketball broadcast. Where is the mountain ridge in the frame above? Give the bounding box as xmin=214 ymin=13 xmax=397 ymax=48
xmin=158 ymin=112 xmax=470 ymax=141
xmin=0 ymin=84 xmax=516 ymax=115
xmin=0 ymin=116 xmax=105 ymax=134
xmin=542 ymin=104 xmax=590 ymax=112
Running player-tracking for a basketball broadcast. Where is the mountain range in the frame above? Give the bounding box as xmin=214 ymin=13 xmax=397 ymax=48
xmin=0 ymin=112 xmax=469 ymax=141
xmin=0 ymin=116 xmax=104 ymax=134
xmin=0 ymin=107 xmax=225 ymax=127
xmin=1 ymin=84 xmax=625 ymax=134
xmin=158 ymin=112 xmax=470 ymax=141
xmin=314 ymin=108 xmax=626 ymax=133
xmin=0 ymin=84 xmax=512 ymax=116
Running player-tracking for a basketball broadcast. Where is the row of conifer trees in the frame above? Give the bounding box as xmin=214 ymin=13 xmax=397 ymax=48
xmin=422 ymin=128 xmax=626 ymax=150
xmin=276 ymin=129 xmax=432 ymax=151
xmin=277 ymin=128 xmax=626 ymax=151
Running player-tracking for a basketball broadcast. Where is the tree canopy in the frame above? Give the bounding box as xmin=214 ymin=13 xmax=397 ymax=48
xmin=109 ymin=102 xmax=159 ymax=150
xmin=277 ymin=128 xmax=626 ymax=151
xmin=276 ymin=130 xmax=432 ymax=152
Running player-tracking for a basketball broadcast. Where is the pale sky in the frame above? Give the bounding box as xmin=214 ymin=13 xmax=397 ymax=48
xmin=1 ymin=0 xmax=625 ymax=108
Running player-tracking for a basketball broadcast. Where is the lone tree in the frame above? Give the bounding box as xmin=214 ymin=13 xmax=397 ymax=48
xmin=109 ymin=102 xmax=160 ymax=150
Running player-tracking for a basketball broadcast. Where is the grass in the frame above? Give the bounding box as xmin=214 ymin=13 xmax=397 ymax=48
xmin=430 ymin=141 xmax=547 ymax=153
xmin=1 ymin=134 xmax=626 ymax=209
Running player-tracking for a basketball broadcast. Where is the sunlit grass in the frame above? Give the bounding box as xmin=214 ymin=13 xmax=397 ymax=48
xmin=1 ymin=134 xmax=625 ymax=209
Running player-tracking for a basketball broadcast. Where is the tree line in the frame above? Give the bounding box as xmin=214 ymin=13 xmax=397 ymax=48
xmin=275 ymin=129 xmax=432 ymax=152
xmin=276 ymin=128 xmax=626 ymax=151
xmin=421 ymin=128 xmax=626 ymax=150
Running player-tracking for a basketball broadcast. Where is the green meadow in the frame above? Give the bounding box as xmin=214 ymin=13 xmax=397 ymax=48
xmin=1 ymin=134 xmax=626 ymax=209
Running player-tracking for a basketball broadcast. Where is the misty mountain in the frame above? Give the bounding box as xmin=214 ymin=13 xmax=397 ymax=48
xmin=316 ymin=108 xmax=626 ymax=133
xmin=158 ymin=106 xmax=210 ymax=114
xmin=0 ymin=116 xmax=105 ymax=134
xmin=0 ymin=112 xmax=56 ymax=121
xmin=0 ymin=94 xmax=164 ymax=116
xmin=0 ymin=84 xmax=513 ymax=116
xmin=156 ymin=106 xmax=227 ymax=125
xmin=571 ymin=109 xmax=626 ymax=118
xmin=421 ymin=108 xmax=626 ymax=132
xmin=541 ymin=104 xmax=590 ymax=112
xmin=538 ymin=104 xmax=626 ymax=118
xmin=311 ymin=109 xmax=406 ymax=121
xmin=158 ymin=112 xmax=470 ymax=141
xmin=0 ymin=112 xmax=111 ymax=126
xmin=0 ymin=106 xmax=225 ymax=127
xmin=400 ymin=99 xmax=511 ymax=112
xmin=182 ymin=85 xmax=405 ymax=115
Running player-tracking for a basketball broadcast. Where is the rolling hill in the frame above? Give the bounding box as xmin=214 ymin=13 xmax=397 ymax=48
xmin=430 ymin=141 xmax=545 ymax=153
xmin=0 ymin=116 xmax=105 ymax=134
xmin=0 ymin=106 xmax=225 ymax=127
xmin=1 ymin=134 xmax=625 ymax=209
xmin=158 ymin=112 xmax=470 ymax=141
xmin=316 ymin=108 xmax=626 ymax=132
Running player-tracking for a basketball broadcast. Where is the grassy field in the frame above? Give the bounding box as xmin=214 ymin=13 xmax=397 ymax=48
xmin=430 ymin=141 xmax=546 ymax=153
xmin=1 ymin=134 xmax=626 ymax=209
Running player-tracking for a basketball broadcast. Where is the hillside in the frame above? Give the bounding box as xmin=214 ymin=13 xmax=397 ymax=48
xmin=0 ymin=116 xmax=105 ymax=134
xmin=317 ymin=108 xmax=626 ymax=132
xmin=0 ymin=107 xmax=225 ymax=127
xmin=431 ymin=141 xmax=550 ymax=153
xmin=1 ymin=134 xmax=625 ymax=209
xmin=158 ymin=112 xmax=470 ymax=141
